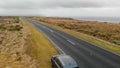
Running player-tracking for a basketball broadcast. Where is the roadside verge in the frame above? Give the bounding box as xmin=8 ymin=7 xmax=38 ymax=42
xmin=21 ymin=18 xmax=58 ymax=68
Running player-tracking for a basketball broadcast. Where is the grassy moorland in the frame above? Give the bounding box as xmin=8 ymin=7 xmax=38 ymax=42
xmin=0 ymin=16 xmax=58 ymax=68
xmin=30 ymin=16 xmax=120 ymax=55
xmin=0 ymin=16 xmax=34 ymax=68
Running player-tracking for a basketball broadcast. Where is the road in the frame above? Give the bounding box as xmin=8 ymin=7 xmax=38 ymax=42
xmin=25 ymin=18 xmax=120 ymax=68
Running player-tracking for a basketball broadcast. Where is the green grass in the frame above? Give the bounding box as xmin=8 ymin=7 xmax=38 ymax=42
xmin=33 ymin=20 xmax=120 ymax=55
xmin=21 ymin=19 xmax=58 ymax=68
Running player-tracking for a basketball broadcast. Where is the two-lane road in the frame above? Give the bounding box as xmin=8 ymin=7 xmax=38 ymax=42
xmin=25 ymin=18 xmax=120 ymax=68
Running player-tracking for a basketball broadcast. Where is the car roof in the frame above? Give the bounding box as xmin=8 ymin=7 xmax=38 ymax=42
xmin=54 ymin=54 xmax=78 ymax=68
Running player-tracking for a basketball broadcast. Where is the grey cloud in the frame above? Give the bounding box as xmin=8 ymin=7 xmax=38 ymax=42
xmin=0 ymin=0 xmax=115 ymax=9
xmin=38 ymin=0 xmax=104 ymax=8
xmin=0 ymin=0 xmax=35 ymax=9
xmin=38 ymin=8 xmax=120 ymax=17
xmin=0 ymin=0 xmax=120 ymax=16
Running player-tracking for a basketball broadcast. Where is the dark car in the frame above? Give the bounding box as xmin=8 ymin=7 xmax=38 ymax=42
xmin=51 ymin=54 xmax=79 ymax=68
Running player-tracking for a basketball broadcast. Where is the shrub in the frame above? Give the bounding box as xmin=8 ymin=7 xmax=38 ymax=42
xmin=57 ymin=23 xmax=65 ymax=27
xmin=8 ymin=25 xmax=23 ymax=31
xmin=103 ymin=22 xmax=108 ymax=23
xmin=0 ymin=24 xmax=6 ymax=30
xmin=14 ymin=17 xmax=20 ymax=23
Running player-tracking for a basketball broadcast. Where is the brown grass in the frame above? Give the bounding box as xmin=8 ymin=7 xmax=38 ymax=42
xmin=0 ymin=16 xmax=58 ymax=68
xmin=21 ymin=19 xmax=58 ymax=68
xmin=0 ymin=17 xmax=37 ymax=68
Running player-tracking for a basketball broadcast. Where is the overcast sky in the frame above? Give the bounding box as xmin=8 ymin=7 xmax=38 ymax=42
xmin=0 ymin=0 xmax=120 ymax=17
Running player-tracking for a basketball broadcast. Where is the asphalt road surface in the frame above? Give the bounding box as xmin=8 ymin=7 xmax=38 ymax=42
xmin=25 ymin=18 xmax=120 ymax=68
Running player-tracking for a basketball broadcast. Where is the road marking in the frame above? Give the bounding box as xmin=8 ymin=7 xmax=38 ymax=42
xmin=47 ymin=33 xmax=65 ymax=54
xmin=56 ymin=32 xmax=67 ymax=39
xmin=67 ymin=32 xmax=120 ymax=57
xmin=67 ymin=40 xmax=76 ymax=45
xmin=32 ymin=24 xmax=65 ymax=54
xmin=50 ymin=30 xmax=54 ymax=32
xmin=42 ymin=26 xmax=54 ymax=33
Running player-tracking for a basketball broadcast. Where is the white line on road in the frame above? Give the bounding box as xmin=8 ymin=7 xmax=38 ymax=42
xmin=50 ymin=30 xmax=54 ymax=32
xmin=56 ymin=32 xmax=67 ymax=39
xmin=50 ymin=34 xmax=66 ymax=54
xmin=42 ymin=26 xmax=54 ymax=32
xmin=67 ymin=40 xmax=76 ymax=45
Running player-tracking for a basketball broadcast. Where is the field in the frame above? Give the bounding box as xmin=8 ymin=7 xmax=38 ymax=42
xmin=0 ymin=16 xmax=58 ymax=68
xmin=0 ymin=16 xmax=34 ymax=68
xmin=30 ymin=16 xmax=120 ymax=55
